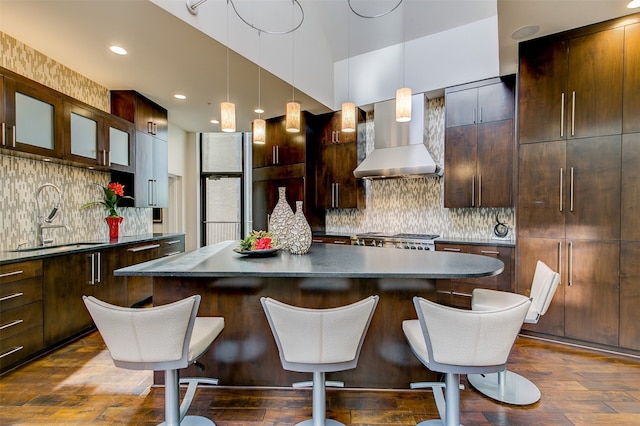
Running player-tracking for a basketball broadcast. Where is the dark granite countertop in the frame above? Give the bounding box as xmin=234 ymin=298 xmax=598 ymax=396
xmin=0 ymin=233 xmax=185 ymax=265
xmin=114 ymin=240 xmax=504 ymax=279
xmin=435 ymin=236 xmax=515 ymax=248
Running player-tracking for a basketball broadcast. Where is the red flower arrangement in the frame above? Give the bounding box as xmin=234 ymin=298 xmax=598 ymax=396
xmin=81 ymin=182 xmax=133 ymax=218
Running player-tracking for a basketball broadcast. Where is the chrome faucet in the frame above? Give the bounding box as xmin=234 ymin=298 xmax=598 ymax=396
xmin=36 ymin=183 xmax=71 ymax=246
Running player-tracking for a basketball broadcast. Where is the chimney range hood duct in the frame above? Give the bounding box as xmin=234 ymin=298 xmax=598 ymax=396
xmin=353 ymin=94 xmax=442 ymax=179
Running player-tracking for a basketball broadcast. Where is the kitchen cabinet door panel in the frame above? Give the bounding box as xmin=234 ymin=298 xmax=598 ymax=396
xmin=477 ymin=120 xmax=513 ymax=207
xmin=565 ymin=136 xmax=621 ymax=241
xmin=620 ymin=241 xmax=640 ymax=350
xmin=477 ymin=82 xmax=514 ymax=123
xmin=567 ymin=28 xmax=623 ymax=139
xmin=517 ymin=237 xmax=565 ymax=337
xmin=517 ymin=141 xmax=566 ymax=239
xmin=445 ymin=89 xmax=478 ymax=127
xmin=252 ymin=177 xmax=304 ymax=232
xmin=518 ymin=39 xmax=569 ymax=144
xmin=624 ymin=23 xmax=640 ymax=134
xmin=564 ymin=240 xmax=619 ymax=346
xmin=444 ymin=125 xmax=476 ymax=208
xmin=622 ymin=133 xmax=640 ymax=241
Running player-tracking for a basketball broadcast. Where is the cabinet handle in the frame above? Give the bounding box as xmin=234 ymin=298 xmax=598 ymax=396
xmin=471 ymin=176 xmax=475 ymax=207
xmin=570 ymin=167 xmax=574 ymax=212
xmin=568 ymin=241 xmax=573 ymax=286
xmin=128 ymin=244 xmax=161 ymax=252
xmin=12 ymin=125 xmax=16 ymax=147
xmin=559 ymin=168 xmax=564 ymax=212
xmin=148 ymin=180 xmax=153 ymax=206
xmin=480 ymin=250 xmax=499 ymax=255
xmin=153 ymin=122 xmax=157 ymax=135
xmin=0 ymin=346 xmax=23 ymax=360
xmin=330 ymin=183 xmax=335 ymax=208
xmin=96 ymin=252 xmax=101 ymax=284
xmin=571 ymin=91 xmax=576 ymax=137
xmin=560 ymin=92 xmax=565 ymax=138
xmin=0 ymin=270 xmax=24 ymax=279
xmin=107 ymin=150 xmax=111 ymax=166
xmin=0 ymin=319 xmax=24 ymax=331
xmin=89 ymin=253 xmax=95 ymax=285
xmin=312 ymin=239 xmax=323 ymax=243
xmin=147 ymin=121 xmax=153 ymax=134
xmin=0 ymin=292 xmax=24 ymax=302
xmin=164 ymin=251 xmax=181 ymax=257
xmin=443 ymin=248 xmax=461 ymax=252
xmin=333 ymin=240 xmax=347 ymax=244
xmin=276 ymin=146 xmax=280 ymax=164
xmin=478 ymin=175 xmax=482 ymax=207
xmin=335 ymin=130 xmax=340 ymax=143
xmin=479 ymin=106 xmax=483 ymax=123
xmin=1 ymin=122 xmax=5 ymax=146
xmin=473 ymin=107 xmax=477 ymax=124
xmin=558 ymin=241 xmax=562 ymax=281
xmin=335 ymin=183 xmax=339 ymax=208
xmin=165 ymin=240 xmax=182 ymax=245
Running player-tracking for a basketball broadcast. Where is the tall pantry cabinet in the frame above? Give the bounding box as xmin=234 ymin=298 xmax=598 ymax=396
xmin=516 ymin=14 xmax=640 ymax=350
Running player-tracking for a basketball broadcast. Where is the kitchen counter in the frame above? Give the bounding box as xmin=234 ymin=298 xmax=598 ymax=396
xmin=0 ymin=233 xmax=186 ymax=265
xmin=436 ymin=236 xmax=515 ymax=247
xmin=115 ymin=240 xmax=503 ymax=389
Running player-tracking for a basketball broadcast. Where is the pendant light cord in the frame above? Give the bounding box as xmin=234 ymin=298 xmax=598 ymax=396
xmin=291 ymin=1 xmax=295 ymax=103
xmin=226 ymin=0 xmax=230 ymax=103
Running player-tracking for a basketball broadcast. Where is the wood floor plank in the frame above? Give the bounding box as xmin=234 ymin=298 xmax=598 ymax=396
xmin=1 ymin=331 xmax=640 ymax=425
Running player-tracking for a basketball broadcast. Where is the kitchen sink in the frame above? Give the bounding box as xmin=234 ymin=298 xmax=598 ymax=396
xmin=8 ymin=242 xmax=105 ymax=253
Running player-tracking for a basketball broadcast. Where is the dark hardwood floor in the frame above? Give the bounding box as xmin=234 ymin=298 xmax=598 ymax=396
xmin=1 ymin=331 xmax=639 ymax=425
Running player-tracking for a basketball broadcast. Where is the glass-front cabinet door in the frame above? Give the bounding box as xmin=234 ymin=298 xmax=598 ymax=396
xmin=63 ymin=101 xmax=105 ymax=168
xmin=3 ymin=76 xmax=63 ymax=158
xmin=105 ymin=116 xmax=135 ymax=173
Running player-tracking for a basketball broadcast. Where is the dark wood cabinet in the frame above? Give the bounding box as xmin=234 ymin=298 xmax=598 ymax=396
xmin=445 ymin=77 xmax=514 ymax=128
xmin=104 ymin=115 xmax=135 ymax=173
xmin=253 ymin=115 xmax=306 ymax=168
xmin=315 ymin=110 xmax=365 ymax=209
xmin=622 ymin=133 xmax=640 ymax=241
xmin=62 ymin=101 xmax=106 ymax=168
xmin=435 ymin=243 xmax=514 ymax=309
xmin=624 ymin=23 xmax=640 ymax=134
xmin=311 ymin=235 xmax=351 ymax=245
xmin=518 ymin=27 xmax=623 ymax=144
xmin=111 ymin=90 xmax=169 ymax=208
xmin=620 ymin=242 xmax=640 ymax=350
xmin=444 ymin=77 xmax=514 ymax=208
xmin=252 ymin=173 xmax=305 ymax=232
xmin=0 ymin=260 xmax=43 ymax=373
xmin=43 ymin=251 xmax=95 ymax=346
xmin=92 ymin=247 xmax=128 ymax=307
xmin=2 ymin=73 xmax=64 ymax=158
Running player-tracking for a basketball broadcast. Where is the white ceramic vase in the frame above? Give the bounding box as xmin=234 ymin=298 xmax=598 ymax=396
xmin=288 ymin=201 xmax=312 ymax=255
xmin=269 ymin=187 xmax=294 ymax=250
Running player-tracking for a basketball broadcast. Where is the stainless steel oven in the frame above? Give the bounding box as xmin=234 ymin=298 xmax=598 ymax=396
xmin=351 ymin=233 xmax=439 ymax=251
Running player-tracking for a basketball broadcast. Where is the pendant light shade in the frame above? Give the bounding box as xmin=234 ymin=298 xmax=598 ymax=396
xmin=286 ymin=101 xmax=301 ymax=132
xmin=395 ymin=87 xmax=412 ymax=122
xmin=252 ymin=118 xmax=266 ymax=144
xmin=220 ymin=101 xmax=236 ymax=132
xmin=341 ymin=102 xmax=356 ymax=132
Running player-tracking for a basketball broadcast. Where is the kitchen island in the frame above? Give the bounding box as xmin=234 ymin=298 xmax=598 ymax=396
xmin=115 ymin=240 xmax=504 ymax=389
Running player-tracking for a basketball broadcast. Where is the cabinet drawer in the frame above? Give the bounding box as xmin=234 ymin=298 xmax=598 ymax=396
xmin=0 ymin=301 xmax=43 ymax=340
xmin=160 ymin=237 xmax=185 ymax=257
xmin=311 ymin=236 xmax=351 ymax=245
xmin=0 ymin=276 xmax=43 ymax=312
xmin=0 ymin=260 xmax=42 ymax=285
xmin=0 ymin=325 xmax=43 ymax=371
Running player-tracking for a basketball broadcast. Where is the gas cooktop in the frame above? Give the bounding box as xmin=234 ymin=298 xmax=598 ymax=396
xmin=354 ymin=232 xmax=440 ymax=240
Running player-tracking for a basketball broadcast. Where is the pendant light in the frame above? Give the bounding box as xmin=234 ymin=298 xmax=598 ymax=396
xmin=252 ymin=31 xmax=266 ymax=144
xmin=285 ymin=2 xmax=300 ymax=133
xmin=221 ymin=2 xmax=236 ymax=132
xmin=395 ymin=2 xmax=411 ymax=122
xmin=341 ymin=8 xmax=356 ymax=133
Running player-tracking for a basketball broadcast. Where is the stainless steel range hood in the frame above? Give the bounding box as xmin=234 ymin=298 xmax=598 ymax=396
xmin=353 ymin=94 xmax=442 ymax=179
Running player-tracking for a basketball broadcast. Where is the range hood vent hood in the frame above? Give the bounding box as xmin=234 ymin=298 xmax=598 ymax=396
xmin=353 ymin=94 xmax=442 ymax=179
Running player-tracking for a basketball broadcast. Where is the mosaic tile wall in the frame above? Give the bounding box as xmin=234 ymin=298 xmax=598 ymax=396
xmin=326 ymin=97 xmax=516 ymax=239
xmin=0 ymin=32 xmax=150 ymax=250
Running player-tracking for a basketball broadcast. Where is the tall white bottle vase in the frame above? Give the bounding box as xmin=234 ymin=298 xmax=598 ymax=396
xmin=288 ymin=201 xmax=312 ymax=255
xmin=269 ymin=187 xmax=294 ymax=250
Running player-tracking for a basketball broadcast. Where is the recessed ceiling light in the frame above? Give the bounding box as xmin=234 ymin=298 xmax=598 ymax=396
xmin=210 ymin=119 xmax=219 ymax=124
xmin=174 ymin=94 xmax=187 ymax=100
xmin=109 ymin=45 xmax=127 ymax=55
xmin=628 ymin=0 xmax=640 ymax=8
xmin=511 ymin=25 xmax=540 ymax=40
xmin=254 ymin=108 xmax=265 ymax=114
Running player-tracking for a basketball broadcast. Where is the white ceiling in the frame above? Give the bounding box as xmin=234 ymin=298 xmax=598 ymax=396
xmin=0 ymin=0 xmax=637 ymax=133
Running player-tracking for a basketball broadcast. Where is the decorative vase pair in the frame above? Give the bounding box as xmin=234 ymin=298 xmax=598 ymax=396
xmin=105 ymin=216 xmax=123 ymax=240
xmin=269 ymin=187 xmax=312 ymax=255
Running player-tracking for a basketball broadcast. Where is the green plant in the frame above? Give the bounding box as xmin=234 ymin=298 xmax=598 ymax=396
xmin=81 ymin=182 xmax=133 ymax=218
xmin=239 ymin=230 xmax=277 ymax=251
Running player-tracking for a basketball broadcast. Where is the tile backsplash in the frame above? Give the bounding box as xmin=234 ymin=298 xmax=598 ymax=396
xmin=326 ymin=96 xmax=515 ymax=239
xmin=0 ymin=155 xmax=151 ymax=250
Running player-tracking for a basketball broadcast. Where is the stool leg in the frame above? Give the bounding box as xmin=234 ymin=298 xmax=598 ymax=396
xmin=444 ymin=373 xmax=460 ymax=426
xmin=312 ymin=371 xmax=326 ymax=426
xmin=164 ymin=369 xmax=180 ymax=426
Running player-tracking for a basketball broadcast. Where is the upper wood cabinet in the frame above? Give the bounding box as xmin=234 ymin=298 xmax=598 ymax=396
xmin=624 ymin=22 xmax=640 ymax=134
xmin=111 ymin=90 xmax=169 ymax=208
xmin=315 ymin=110 xmax=365 ymax=209
xmin=104 ymin=115 xmax=135 ymax=173
xmin=63 ymin=101 xmax=105 ymax=168
xmin=444 ymin=77 xmax=515 ymax=208
xmin=518 ymin=26 xmax=624 ymax=144
xmin=445 ymin=77 xmax=514 ymax=128
xmin=622 ymin=133 xmax=640 ymax=241
xmin=2 ymin=73 xmax=64 ymax=158
xmin=253 ymin=114 xmax=306 ymax=168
